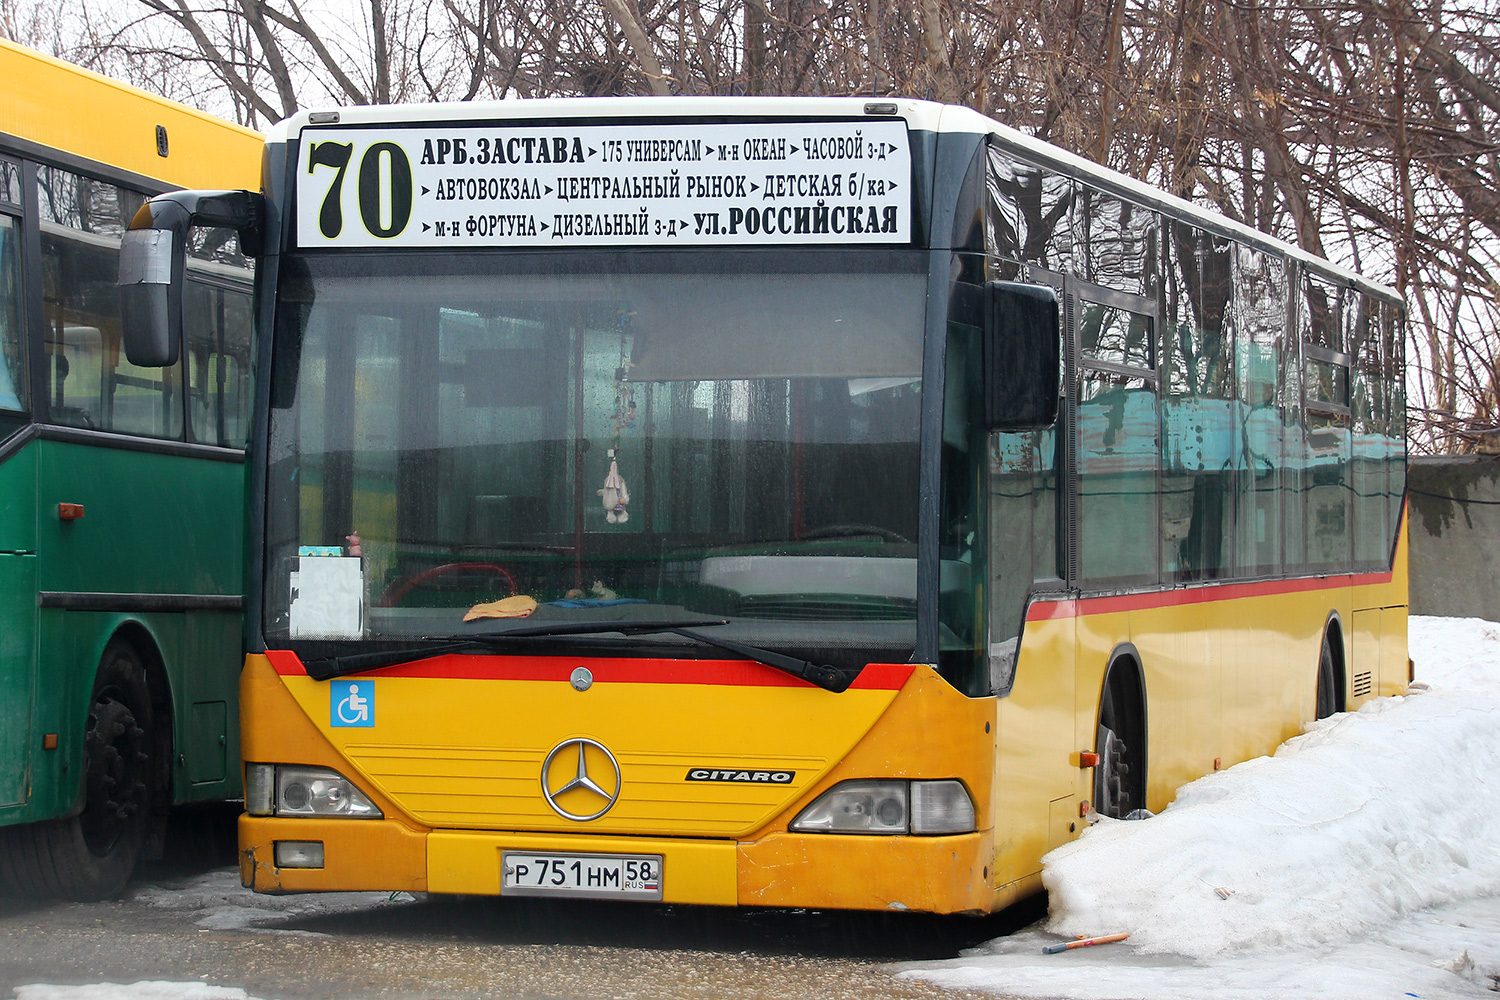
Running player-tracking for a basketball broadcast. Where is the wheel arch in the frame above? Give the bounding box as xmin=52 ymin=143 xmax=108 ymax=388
xmin=1322 ymin=610 xmax=1347 ymax=714
xmin=1095 ymin=641 xmax=1148 ymax=810
xmin=1097 ymin=642 xmax=1147 ymax=733
xmin=97 ymin=621 xmax=175 ymax=855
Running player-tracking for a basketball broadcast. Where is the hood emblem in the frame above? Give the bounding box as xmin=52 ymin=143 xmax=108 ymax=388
xmin=541 ymin=738 xmax=621 ymax=821
xmin=570 ymin=666 xmax=593 ymax=691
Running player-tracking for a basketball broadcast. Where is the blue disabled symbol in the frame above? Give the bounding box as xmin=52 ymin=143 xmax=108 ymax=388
xmin=332 ymin=680 xmax=374 ymax=728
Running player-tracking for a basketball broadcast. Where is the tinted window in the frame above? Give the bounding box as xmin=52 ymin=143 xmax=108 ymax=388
xmin=39 ymin=166 xmax=184 ymax=438
xmin=987 ymin=147 xmax=1074 ymax=272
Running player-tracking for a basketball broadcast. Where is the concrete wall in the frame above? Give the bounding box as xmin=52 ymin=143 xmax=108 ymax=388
xmin=1408 ymin=455 xmax=1500 ymax=620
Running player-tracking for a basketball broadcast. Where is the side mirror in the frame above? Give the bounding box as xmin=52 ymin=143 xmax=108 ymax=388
xmin=119 ymin=228 xmax=180 ymax=366
xmin=983 ymin=281 xmax=1060 ymax=430
xmin=118 ymin=189 xmax=263 ymax=368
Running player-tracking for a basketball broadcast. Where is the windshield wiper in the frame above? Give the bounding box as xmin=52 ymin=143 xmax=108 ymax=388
xmin=302 ymin=619 xmax=726 ymax=680
xmin=301 ymin=618 xmax=856 ymax=692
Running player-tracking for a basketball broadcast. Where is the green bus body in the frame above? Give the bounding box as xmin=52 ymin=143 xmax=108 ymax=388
xmin=0 ymin=40 xmax=261 ymax=898
xmin=0 ymin=438 xmax=244 ymax=819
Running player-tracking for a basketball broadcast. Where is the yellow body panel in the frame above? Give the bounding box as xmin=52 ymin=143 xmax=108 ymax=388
xmin=0 ymin=40 xmax=261 ymax=189
xmin=279 ymin=667 xmax=905 ymax=838
xmin=241 ymin=524 xmax=1409 ymax=914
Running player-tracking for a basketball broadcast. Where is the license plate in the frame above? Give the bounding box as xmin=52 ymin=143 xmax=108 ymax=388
xmin=501 ymin=851 xmax=663 ymax=901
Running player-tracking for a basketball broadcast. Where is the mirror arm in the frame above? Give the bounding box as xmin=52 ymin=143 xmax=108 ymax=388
xmin=118 ymin=189 xmax=263 ymax=368
xmin=127 ymin=189 xmax=265 ymax=257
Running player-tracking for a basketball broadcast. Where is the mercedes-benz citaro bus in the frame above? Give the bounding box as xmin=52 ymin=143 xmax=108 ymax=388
xmin=117 ymin=97 xmax=1408 ymax=914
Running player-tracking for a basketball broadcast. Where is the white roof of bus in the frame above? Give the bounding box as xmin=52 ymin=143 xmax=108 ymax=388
xmin=270 ymin=97 xmax=1397 ymax=304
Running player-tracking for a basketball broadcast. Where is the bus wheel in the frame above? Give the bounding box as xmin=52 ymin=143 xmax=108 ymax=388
xmin=0 ymin=641 xmax=155 ymax=900
xmin=1094 ymin=678 xmax=1145 ymax=820
xmin=1315 ymin=631 xmax=1339 ymax=720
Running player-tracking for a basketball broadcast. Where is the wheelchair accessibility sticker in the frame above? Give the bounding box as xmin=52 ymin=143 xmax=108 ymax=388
xmin=332 ymin=680 xmax=374 ymax=728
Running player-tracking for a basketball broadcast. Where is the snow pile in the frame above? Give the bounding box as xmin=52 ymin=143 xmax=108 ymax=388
xmin=900 ymin=616 xmax=1500 ymax=997
xmin=16 ymin=986 xmax=264 ymax=1000
xmin=130 ymin=869 xmax=412 ymax=933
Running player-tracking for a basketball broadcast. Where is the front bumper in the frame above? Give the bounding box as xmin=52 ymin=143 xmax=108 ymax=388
xmin=239 ymin=815 xmax=993 ymax=912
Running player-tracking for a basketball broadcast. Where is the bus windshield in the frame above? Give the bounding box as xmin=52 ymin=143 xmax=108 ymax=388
xmin=265 ymin=249 xmax=929 ymax=662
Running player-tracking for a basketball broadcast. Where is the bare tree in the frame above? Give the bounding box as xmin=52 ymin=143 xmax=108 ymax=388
xmin=13 ymin=0 xmax=1500 ymax=453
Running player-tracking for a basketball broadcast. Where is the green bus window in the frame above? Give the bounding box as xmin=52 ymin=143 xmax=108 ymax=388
xmin=187 ymin=281 xmax=253 ymax=448
xmin=0 ymin=214 xmax=23 ymax=411
xmin=39 ymin=165 xmax=184 ymax=438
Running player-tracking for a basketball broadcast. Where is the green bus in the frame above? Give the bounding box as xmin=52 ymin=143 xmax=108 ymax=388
xmin=0 ymin=41 xmax=261 ymax=899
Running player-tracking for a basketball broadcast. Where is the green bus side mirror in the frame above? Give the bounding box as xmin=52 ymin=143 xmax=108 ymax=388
xmin=118 ymin=189 xmax=263 ymax=368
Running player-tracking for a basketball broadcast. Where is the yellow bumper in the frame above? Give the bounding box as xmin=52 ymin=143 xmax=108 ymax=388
xmin=238 ymin=815 xmax=992 ymax=913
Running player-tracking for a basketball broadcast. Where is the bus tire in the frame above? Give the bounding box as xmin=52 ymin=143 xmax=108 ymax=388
xmin=0 ymin=640 xmax=156 ymax=900
xmin=1315 ymin=630 xmax=1340 ymax=720
xmin=1094 ymin=663 xmax=1146 ymax=820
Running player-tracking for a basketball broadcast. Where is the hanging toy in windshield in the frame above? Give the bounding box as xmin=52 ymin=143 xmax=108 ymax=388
xmin=600 ymin=310 xmax=636 ymax=525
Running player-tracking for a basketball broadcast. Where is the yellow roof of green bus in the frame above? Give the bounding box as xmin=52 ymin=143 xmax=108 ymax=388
xmin=0 ymin=39 xmax=261 ymax=190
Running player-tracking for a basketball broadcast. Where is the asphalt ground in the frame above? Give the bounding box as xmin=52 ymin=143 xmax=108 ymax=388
xmin=0 ymin=805 xmax=1037 ymax=1000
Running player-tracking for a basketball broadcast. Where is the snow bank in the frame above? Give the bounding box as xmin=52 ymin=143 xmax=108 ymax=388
xmin=16 ymin=985 xmax=264 ymax=1000
xmin=129 ymin=869 xmax=410 ymax=934
xmin=899 ymin=616 xmax=1500 ymax=997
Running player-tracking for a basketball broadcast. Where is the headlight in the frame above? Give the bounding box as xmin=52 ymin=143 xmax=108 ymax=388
xmin=790 ymin=779 xmax=975 ymax=835
xmin=244 ymin=763 xmax=381 ymax=819
xmin=910 ymin=779 xmax=977 ymax=834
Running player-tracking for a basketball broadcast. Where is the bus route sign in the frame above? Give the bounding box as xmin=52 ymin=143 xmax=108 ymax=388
xmin=294 ymin=120 xmax=911 ymax=248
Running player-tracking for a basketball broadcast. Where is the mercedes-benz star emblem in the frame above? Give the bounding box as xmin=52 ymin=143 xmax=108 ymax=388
xmin=570 ymin=666 xmax=593 ymax=691
xmin=540 ymin=738 xmax=621 ymax=821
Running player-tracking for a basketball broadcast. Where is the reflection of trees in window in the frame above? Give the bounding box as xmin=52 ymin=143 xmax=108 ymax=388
xmin=1079 ymin=299 xmax=1153 ymax=369
xmin=1232 ymin=246 xmax=1287 ymax=577
xmin=1301 ymin=275 xmax=1341 ymax=351
xmin=35 ymin=166 xmax=143 ymax=236
xmin=986 ymin=146 xmax=1073 ymax=270
xmin=1164 ymin=221 xmax=1234 ymax=399
xmin=0 ymin=161 xmax=20 ymax=206
xmin=0 ymin=215 xmax=23 ymax=411
xmin=1075 ymin=188 xmax=1156 ymax=296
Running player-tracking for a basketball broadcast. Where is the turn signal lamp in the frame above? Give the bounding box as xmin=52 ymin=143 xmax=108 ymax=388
xmin=790 ymin=779 xmax=975 ymax=835
xmin=274 ymin=841 xmax=325 ymax=868
xmin=245 ymin=763 xmax=381 ymax=819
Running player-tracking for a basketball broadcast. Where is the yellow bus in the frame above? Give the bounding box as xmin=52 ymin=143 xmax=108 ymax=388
xmin=0 ymin=40 xmax=260 ymax=898
xmin=120 ymin=98 xmax=1407 ymax=914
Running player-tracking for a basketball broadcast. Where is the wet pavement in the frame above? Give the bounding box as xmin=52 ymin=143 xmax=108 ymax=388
xmin=0 ymin=806 xmax=1036 ymax=1000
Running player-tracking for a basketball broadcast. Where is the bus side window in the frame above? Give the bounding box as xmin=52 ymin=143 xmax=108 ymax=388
xmin=0 ymin=217 xmax=22 ymax=413
xmin=187 ymin=279 xmax=253 ymax=448
xmin=986 ymin=145 xmax=1074 ymax=273
xmin=40 ymin=165 xmax=184 ymax=438
xmin=1232 ymin=246 xmax=1287 ymax=579
xmin=1161 ymin=221 xmax=1235 ymax=582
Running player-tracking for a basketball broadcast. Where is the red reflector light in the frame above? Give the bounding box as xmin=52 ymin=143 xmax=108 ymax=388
xmin=57 ymin=503 xmax=84 ymax=520
xmin=1079 ymin=751 xmax=1100 ymax=768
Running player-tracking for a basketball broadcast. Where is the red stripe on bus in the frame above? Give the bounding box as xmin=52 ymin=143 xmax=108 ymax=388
xmin=263 ymin=649 xmax=913 ymax=690
xmin=1025 ymin=571 xmax=1396 ymax=622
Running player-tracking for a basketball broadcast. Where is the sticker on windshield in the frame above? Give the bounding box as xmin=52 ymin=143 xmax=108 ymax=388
xmin=295 ymin=120 xmax=911 ymax=248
